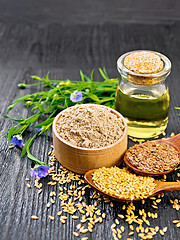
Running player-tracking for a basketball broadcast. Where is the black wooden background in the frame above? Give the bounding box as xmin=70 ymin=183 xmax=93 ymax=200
xmin=0 ymin=1 xmax=180 ymax=240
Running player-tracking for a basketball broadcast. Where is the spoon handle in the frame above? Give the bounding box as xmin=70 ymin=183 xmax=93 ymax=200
xmin=156 ymin=181 xmax=180 ymax=194
xmin=166 ymin=133 xmax=180 ymax=151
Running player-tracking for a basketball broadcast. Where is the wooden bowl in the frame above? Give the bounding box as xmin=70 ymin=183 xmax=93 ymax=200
xmin=53 ymin=104 xmax=128 ymax=174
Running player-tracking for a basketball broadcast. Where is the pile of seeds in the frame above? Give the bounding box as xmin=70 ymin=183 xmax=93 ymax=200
xmin=92 ymin=167 xmax=156 ymax=201
xmin=28 ymin=147 xmax=180 ymax=240
xmin=56 ymin=105 xmax=125 ymax=148
xmin=125 ymin=141 xmax=179 ymax=173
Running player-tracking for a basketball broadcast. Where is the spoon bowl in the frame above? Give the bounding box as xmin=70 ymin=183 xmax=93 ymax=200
xmin=84 ymin=169 xmax=180 ymax=201
xmin=124 ymin=133 xmax=180 ymax=176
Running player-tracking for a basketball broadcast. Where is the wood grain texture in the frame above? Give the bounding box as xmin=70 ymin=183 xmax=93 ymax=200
xmin=0 ymin=18 xmax=180 ymax=240
xmin=0 ymin=0 xmax=180 ymax=25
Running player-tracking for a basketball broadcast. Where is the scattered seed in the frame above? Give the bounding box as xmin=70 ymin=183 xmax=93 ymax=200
xmin=110 ymin=202 xmax=114 ymax=207
xmin=160 ymin=229 xmax=164 ymax=235
xmin=77 ymin=224 xmax=81 ymax=230
xmin=115 ymin=219 xmax=119 ymax=225
xmin=47 ymin=202 xmax=51 ymax=208
xmin=31 ymin=215 xmax=38 ymax=220
xmin=111 ymin=223 xmax=116 ymax=229
xmin=73 ymin=232 xmax=79 ymax=237
xmin=38 ymin=189 xmax=42 ymax=194
xmin=49 ymin=216 xmax=54 ymax=220
xmin=176 ymin=222 xmax=180 ymax=227
xmin=121 ymin=226 xmax=125 ymax=232
xmin=151 ymin=205 xmax=158 ymax=209
xmin=173 ymin=220 xmax=179 ymax=224
xmin=26 ymin=184 xmax=31 ymax=188
xmin=72 ymin=215 xmax=79 ymax=219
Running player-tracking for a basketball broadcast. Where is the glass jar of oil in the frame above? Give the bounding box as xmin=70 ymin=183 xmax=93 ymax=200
xmin=115 ymin=50 xmax=171 ymax=138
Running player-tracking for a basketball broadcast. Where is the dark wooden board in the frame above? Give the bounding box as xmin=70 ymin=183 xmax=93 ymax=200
xmin=0 ymin=16 xmax=180 ymax=240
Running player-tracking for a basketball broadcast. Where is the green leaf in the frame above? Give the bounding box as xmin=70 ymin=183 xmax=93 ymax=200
xmin=46 ymin=72 xmax=50 ymax=81
xmin=174 ymin=107 xmax=180 ymax=110
xmin=47 ymin=88 xmax=57 ymax=98
xmin=21 ymin=136 xmax=36 ymax=158
xmin=102 ymin=67 xmax=109 ymax=77
xmin=86 ymin=93 xmax=100 ymax=102
xmin=8 ymin=126 xmax=15 ymax=144
xmin=35 ymin=117 xmax=54 ymax=128
xmin=3 ymin=115 xmax=24 ymax=123
xmin=13 ymin=94 xmax=32 ymax=103
xmin=27 ymin=149 xmax=48 ymax=166
xmin=44 ymin=106 xmax=55 ymax=114
xmin=31 ymin=75 xmax=43 ymax=81
xmin=13 ymin=124 xmax=30 ymax=135
xmin=32 ymin=93 xmax=40 ymax=102
xmin=90 ymin=69 xmax=94 ymax=82
xmin=98 ymin=97 xmax=115 ymax=103
xmin=26 ymin=113 xmax=41 ymax=124
xmin=99 ymin=68 xmax=109 ymax=80
xmin=80 ymin=70 xmax=85 ymax=82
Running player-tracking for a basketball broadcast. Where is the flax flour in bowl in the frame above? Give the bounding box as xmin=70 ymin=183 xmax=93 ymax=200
xmin=53 ymin=104 xmax=127 ymax=174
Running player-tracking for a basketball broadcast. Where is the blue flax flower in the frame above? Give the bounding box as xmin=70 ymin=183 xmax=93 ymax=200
xmin=70 ymin=90 xmax=83 ymax=103
xmin=10 ymin=135 xmax=23 ymax=148
xmin=30 ymin=165 xmax=49 ymax=179
xmin=36 ymin=128 xmax=42 ymax=133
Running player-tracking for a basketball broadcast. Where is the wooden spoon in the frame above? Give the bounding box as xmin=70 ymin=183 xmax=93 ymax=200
xmin=84 ymin=169 xmax=180 ymax=202
xmin=124 ymin=133 xmax=180 ymax=176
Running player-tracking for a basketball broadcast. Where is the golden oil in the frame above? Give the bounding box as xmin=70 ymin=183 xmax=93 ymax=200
xmin=115 ymin=85 xmax=169 ymax=138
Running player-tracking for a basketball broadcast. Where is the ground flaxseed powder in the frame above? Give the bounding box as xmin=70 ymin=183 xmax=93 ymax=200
xmin=125 ymin=141 xmax=179 ymax=173
xmin=56 ymin=105 xmax=125 ymax=148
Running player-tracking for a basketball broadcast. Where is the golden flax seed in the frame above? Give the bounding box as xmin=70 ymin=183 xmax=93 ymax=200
xmin=176 ymin=222 xmax=180 ymax=227
xmin=118 ymin=214 xmax=124 ymax=219
xmin=31 ymin=215 xmax=38 ymax=220
xmin=173 ymin=220 xmax=179 ymax=223
xmin=77 ymin=224 xmax=81 ymax=230
xmin=49 ymin=216 xmax=54 ymax=220
xmin=159 ymin=229 xmax=164 ymax=235
xmin=73 ymin=232 xmax=79 ymax=237
xmin=115 ymin=219 xmax=119 ymax=225
xmin=92 ymin=167 xmax=156 ymax=201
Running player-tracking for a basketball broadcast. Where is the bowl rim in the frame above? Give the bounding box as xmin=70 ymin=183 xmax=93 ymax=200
xmin=53 ymin=104 xmax=127 ymax=151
